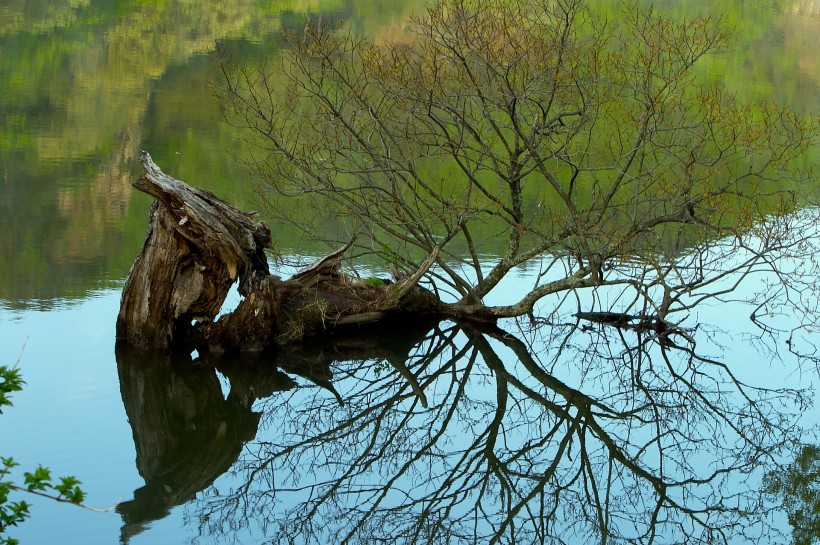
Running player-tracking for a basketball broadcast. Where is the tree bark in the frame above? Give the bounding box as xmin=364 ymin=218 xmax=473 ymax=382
xmin=117 ymin=152 xmax=441 ymax=352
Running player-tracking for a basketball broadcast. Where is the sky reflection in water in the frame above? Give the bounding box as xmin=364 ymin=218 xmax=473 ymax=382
xmin=4 ymin=256 xmax=816 ymax=544
xmin=0 ymin=0 xmax=818 ymax=543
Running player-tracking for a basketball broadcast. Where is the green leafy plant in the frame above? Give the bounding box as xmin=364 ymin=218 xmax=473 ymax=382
xmin=0 ymin=362 xmax=88 ymax=545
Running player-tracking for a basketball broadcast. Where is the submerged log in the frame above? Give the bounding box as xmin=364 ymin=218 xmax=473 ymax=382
xmin=117 ymin=152 xmax=440 ymax=352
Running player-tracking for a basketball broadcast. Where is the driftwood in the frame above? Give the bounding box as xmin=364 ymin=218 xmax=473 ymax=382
xmin=574 ymin=311 xmax=691 ymax=347
xmin=117 ymin=152 xmax=439 ymax=352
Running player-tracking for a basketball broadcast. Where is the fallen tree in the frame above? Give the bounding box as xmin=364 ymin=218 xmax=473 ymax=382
xmin=118 ymin=153 xmax=661 ymax=353
xmin=116 ymin=151 xmax=442 ymax=352
xmin=118 ymin=0 xmax=817 ymax=353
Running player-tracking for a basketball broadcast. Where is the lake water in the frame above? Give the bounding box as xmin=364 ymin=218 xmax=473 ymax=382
xmin=1 ymin=1 xmax=819 ymax=544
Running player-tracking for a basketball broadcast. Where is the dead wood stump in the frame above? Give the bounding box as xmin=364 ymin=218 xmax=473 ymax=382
xmin=117 ymin=152 xmax=440 ymax=353
xmin=116 ymin=152 xmax=272 ymax=349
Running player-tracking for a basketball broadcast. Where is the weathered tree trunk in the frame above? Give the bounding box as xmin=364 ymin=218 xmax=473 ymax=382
xmin=117 ymin=152 xmax=440 ymax=352
xmin=116 ymin=152 xmax=273 ymax=349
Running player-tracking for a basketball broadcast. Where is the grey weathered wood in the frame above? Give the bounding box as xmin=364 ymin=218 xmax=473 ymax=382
xmin=291 ymin=239 xmax=353 ymax=280
xmin=117 ymin=153 xmax=443 ymax=352
xmin=116 ymin=151 xmax=272 ymax=349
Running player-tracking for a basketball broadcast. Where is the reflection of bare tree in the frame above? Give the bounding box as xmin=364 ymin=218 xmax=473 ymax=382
xmin=187 ymin=320 xmax=806 ymax=544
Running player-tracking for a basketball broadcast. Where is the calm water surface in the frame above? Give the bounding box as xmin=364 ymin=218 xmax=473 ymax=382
xmin=1 ymin=1 xmax=819 ymax=544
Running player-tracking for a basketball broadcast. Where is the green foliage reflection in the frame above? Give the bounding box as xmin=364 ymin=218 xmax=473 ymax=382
xmin=765 ymin=444 xmax=820 ymax=545
xmin=0 ymin=0 xmax=816 ymax=305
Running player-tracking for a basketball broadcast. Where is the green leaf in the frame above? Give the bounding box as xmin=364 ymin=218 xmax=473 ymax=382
xmin=55 ymin=477 xmax=85 ymax=504
xmin=0 ymin=366 xmax=25 ymax=415
xmin=23 ymin=466 xmax=51 ymax=492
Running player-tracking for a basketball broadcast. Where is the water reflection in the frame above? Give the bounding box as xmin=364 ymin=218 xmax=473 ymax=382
xmin=765 ymin=444 xmax=820 ymax=545
xmin=1 ymin=0 xmax=818 ymax=306
xmin=114 ymin=316 xmax=440 ymax=542
xmin=114 ymin=347 xmax=285 ymax=542
xmin=116 ymin=316 xmax=810 ymax=543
